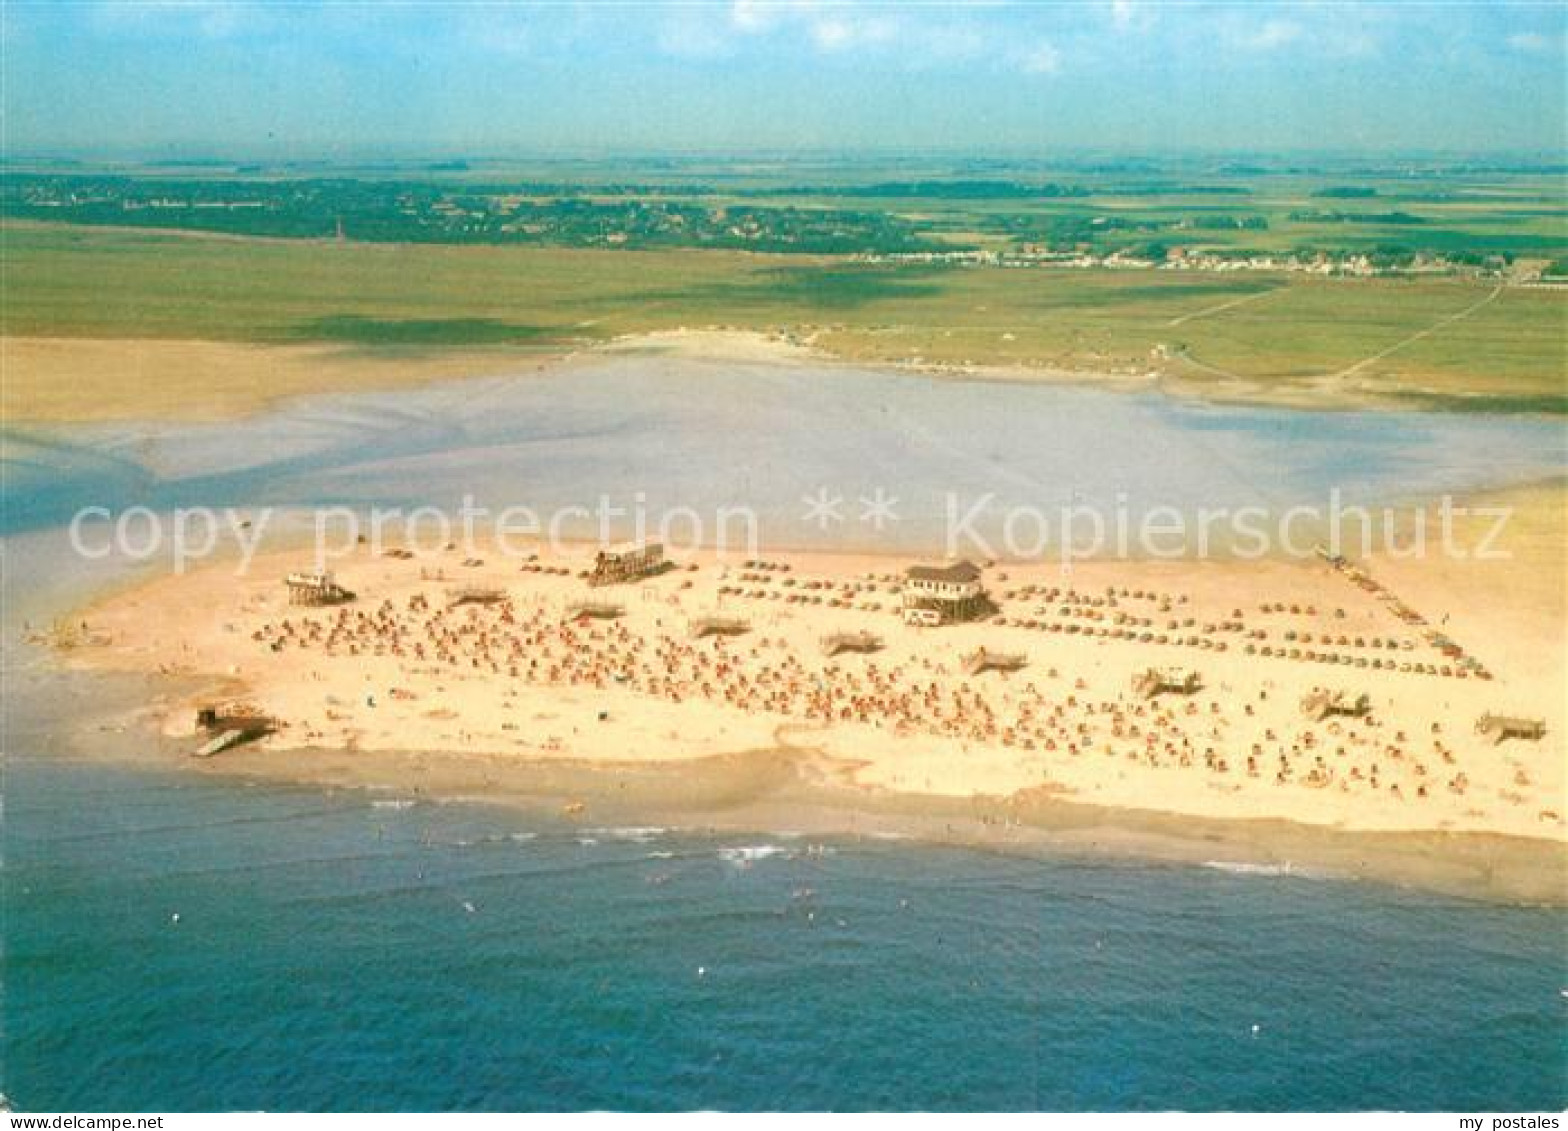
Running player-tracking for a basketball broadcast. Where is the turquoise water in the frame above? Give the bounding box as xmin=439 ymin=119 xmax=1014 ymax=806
xmin=6 ymin=750 xmax=1565 ymax=1112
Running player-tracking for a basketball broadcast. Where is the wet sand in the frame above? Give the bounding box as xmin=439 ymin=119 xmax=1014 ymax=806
xmin=7 ymin=327 xmax=1541 ymax=427
xmin=1 ymin=335 xmax=569 ymax=424
xmin=55 ymin=684 xmax=1568 ymax=907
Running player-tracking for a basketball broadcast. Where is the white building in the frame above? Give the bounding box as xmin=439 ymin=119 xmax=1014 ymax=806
xmin=901 ymin=561 xmax=986 ymax=625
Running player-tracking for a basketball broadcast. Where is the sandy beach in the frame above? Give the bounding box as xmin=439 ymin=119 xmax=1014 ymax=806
xmin=17 ymin=329 xmax=1564 ymax=904
xmin=47 ymin=477 xmax=1565 ymax=903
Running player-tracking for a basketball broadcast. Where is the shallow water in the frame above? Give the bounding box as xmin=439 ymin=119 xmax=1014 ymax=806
xmin=4 ymin=356 xmax=1565 ymax=545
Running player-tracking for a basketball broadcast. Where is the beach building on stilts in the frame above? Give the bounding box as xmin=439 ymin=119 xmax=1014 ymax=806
xmin=284 ymin=571 xmax=355 ymax=606
xmin=1301 ymin=688 xmax=1371 ymax=722
xmin=901 ymin=561 xmax=987 ymax=626
xmin=589 ymin=542 xmax=668 ymax=587
xmin=689 ymin=614 xmax=750 ymax=640
xmin=447 ymin=584 xmax=507 ymax=607
xmin=1131 ymin=667 xmax=1202 ymax=700
xmin=1474 ymin=713 xmax=1546 ymax=745
xmin=565 ymin=599 xmax=626 ymax=621
xmin=820 ymin=630 xmax=884 ymax=657
xmin=962 ymin=646 xmax=1027 ymax=676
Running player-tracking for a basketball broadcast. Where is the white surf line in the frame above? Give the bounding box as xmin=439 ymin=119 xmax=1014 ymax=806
xmin=1166 ymin=286 xmax=1280 ymax=328
xmin=1329 ymin=283 xmax=1505 ymax=381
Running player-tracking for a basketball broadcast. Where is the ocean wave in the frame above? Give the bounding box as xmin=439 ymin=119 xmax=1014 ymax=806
xmin=718 ymin=845 xmax=789 ymax=865
xmin=371 ymin=799 xmax=418 ymax=811
xmin=431 ymin=830 xmax=536 ymax=849
xmin=585 ymin=826 xmax=667 ymax=843
xmin=1202 ymin=860 xmax=1298 ymax=878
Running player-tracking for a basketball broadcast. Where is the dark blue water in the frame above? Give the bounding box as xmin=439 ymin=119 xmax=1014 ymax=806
xmin=5 ymin=751 xmax=1565 ymax=1112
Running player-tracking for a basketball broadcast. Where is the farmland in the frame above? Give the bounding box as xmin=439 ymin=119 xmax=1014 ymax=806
xmin=2 ymin=155 xmax=1565 ymax=421
xmin=7 ymin=157 xmax=1567 ymax=269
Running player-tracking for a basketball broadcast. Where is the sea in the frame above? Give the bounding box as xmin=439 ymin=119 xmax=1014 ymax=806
xmin=6 ymin=745 xmax=1566 ymax=1111
xmin=3 ymin=358 xmax=1566 ymax=1111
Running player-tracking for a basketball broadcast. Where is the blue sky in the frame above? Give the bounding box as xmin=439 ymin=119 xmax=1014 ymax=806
xmin=4 ymin=2 xmax=1565 ymax=158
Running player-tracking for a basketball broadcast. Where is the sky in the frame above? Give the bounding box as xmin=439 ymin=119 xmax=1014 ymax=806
xmin=3 ymin=1 xmax=1565 ymax=159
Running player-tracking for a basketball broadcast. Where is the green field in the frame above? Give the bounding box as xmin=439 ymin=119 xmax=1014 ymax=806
xmin=6 ymin=161 xmax=1567 ymax=268
xmin=4 ymin=220 xmax=1564 ymax=414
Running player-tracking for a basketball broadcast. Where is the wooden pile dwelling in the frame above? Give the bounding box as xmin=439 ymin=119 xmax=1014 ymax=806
xmin=589 ymin=541 xmax=667 ymax=587
xmin=26 ymin=619 xmax=112 ymax=649
xmin=1474 ymin=713 xmax=1546 ymax=745
xmin=1301 ymin=688 xmax=1372 ymax=722
xmin=193 ymin=705 xmax=277 ymax=758
xmin=820 ymin=630 xmax=884 ymax=657
xmin=689 ymin=614 xmax=750 ymax=640
xmin=447 ymin=585 xmax=507 ymax=607
xmin=902 ymin=560 xmax=987 ymax=626
xmin=1131 ymin=667 xmax=1203 ymax=700
xmin=284 ymin=570 xmax=355 ymax=607
xmin=962 ymin=646 xmax=1027 ymax=677
xmin=565 ymin=599 xmax=626 ymax=621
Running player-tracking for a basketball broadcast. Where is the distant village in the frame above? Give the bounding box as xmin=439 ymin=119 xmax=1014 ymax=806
xmin=8 ymin=173 xmax=1563 ymax=279
xmin=854 ymin=244 xmax=1559 ymax=282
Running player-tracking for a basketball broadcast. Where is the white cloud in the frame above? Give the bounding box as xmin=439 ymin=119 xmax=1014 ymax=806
xmin=810 ymin=16 xmax=855 ymax=50
xmin=730 ymin=0 xmax=836 ymax=39
xmin=1109 ymin=1 xmax=1154 ymax=34
xmin=730 ymin=0 xmax=783 ymax=35
xmin=1236 ymin=18 xmax=1303 ymax=51
xmin=723 ymin=2 xmax=900 ymax=56
xmin=1017 ymin=39 xmax=1062 ymax=75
